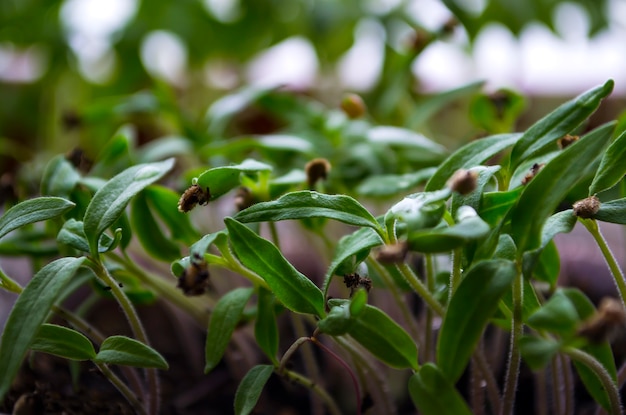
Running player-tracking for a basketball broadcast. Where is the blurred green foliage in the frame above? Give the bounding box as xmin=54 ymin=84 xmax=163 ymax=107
xmin=0 ymin=0 xmax=611 ymax=188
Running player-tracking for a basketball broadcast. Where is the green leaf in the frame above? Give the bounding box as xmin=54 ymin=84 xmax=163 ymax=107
xmin=41 ymin=155 xmax=81 ymax=198
xmin=407 ymin=206 xmax=490 ymax=253
xmin=234 ymin=364 xmax=274 ymax=415
xmin=408 ymin=80 xmax=485 ymax=129
xmin=479 ymin=188 xmax=523 ymax=227
xmin=323 ymin=227 xmax=384 ymax=295
xmin=594 ymin=198 xmax=626 ymax=224
xmin=408 ymin=363 xmax=472 ymax=415
xmin=57 ymin=219 xmax=119 ymax=253
xmin=83 ymin=158 xmax=175 ymax=256
xmin=206 ymin=86 xmax=272 ymax=135
xmin=522 ymin=210 xmax=576 ymax=285
xmin=510 ymin=122 xmax=614 ymax=254
xmin=0 ymin=257 xmax=86 ymax=401
xmin=317 ymin=300 xmax=352 ymax=336
xmin=205 ymin=287 xmax=254 ymax=373
xmin=527 ymin=290 xmax=579 ymax=336
xmin=451 ymin=165 xmax=501 ymax=214
xmin=349 ymin=288 xmax=368 ymax=317
xmin=386 ymin=190 xmax=449 ymax=234
xmin=94 ymin=335 xmax=168 ymax=369
xmin=469 ymin=88 xmax=527 ymax=133
xmin=509 ymin=80 xmax=614 ymax=170
xmin=437 ymin=259 xmax=517 ymax=382
xmin=91 ymin=125 xmax=136 ymax=175
xmin=130 ymin=192 xmax=181 ymax=261
xmin=0 ymin=197 xmax=75 ymax=240
xmin=143 ymin=185 xmax=198 ymax=243
xmin=31 ymin=324 xmax=96 ymax=361
xmin=254 ymin=287 xmax=279 ymax=364
xmin=531 ymin=241 xmax=560 ymax=286
xmin=425 ymin=133 xmax=521 ymax=191
xmin=508 ymin=152 xmax=559 ymax=190
xmin=137 ymin=136 xmax=193 ymax=163
xmin=562 ymin=288 xmax=617 ymax=412
xmin=356 ymin=168 xmax=436 ymax=197
xmin=519 ymin=336 xmax=560 ymax=371
xmin=225 ymin=218 xmax=325 ymax=316
xmin=347 ymin=304 xmax=418 ymax=369
xmin=196 ymin=159 xmax=272 ymax=201
xmin=234 ymin=191 xmax=382 ymax=233
xmin=190 ymin=231 xmax=228 ymax=259
xmin=366 ymin=126 xmax=447 ymax=160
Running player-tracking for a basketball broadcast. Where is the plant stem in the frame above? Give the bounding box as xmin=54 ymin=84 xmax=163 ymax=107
xmin=108 ymin=252 xmax=209 ymax=326
xmin=367 ymin=258 xmax=421 ymax=343
xmin=551 ymin=355 xmax=562 ymax=415
xmin=560 ymin=353 xmax=574 ymax=415
xmin=215 ymin=240 xmax=270 ymax=289
xmin=564 ymin=347 xmax=622 ymax=415
xmin=311 ymin=337 xmax=362 ymax=415
xmin=53 ymin=305 xmax=146 ymax=402
xmin=282 ymin=369 xmax=343 ymax=415
xmin=500 ymin=268 xmax=523 ymax=415
xmin=395 ymin=262 xmax=444 ymax=316
xmin=278 ymin=336 xmax=311 ymax=373
xmin=473 ymin=349 xmax=502 ymax=414
xmin=88 ymin=259 xmax=161 ymax=415
xmin=580 ymin=218 xmax=626 ymax=306
xmin=290 ymin=315 xmax=323 ymax=415
xmin=534 ymin=367 xmax=548 ymax=415
xmin=268 ymin=221 xmax=281 ymax=250
xmin=449 ymin=248 xmax=462 ymax=302
xmin=424 ymin=254 xmax=435 ymax=361
xmin=95 ymin=362 xmax=147 ymax=415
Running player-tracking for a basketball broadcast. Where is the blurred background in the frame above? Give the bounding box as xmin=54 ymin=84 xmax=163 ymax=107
xmin=1 ymin=0 xmax=625 ymax=161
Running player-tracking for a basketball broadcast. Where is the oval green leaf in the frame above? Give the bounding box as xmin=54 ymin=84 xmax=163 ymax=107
xmin=144 ymin=185 xmax=199 ymax=243
xmin=356 ymin=168 xmax=436 ymax=198
xmin=590 ymin=130 xmax=626 ymax=194
xmin=31 ymin=324 xmax=96 ymax=361
xmin=205 ymin=287 xmax=254 ymax=373
xmin=234 ymin=364 xmax=274 ymax=415
xmin=347 ymin=304 xmax=418 ymax=369
xmin=510 ymin=122 xmax=614 ymax=254
xmin=367 ymin=126 xmax=447 ymax=159
xmin=519 ymin=336 xmax=560 ymax=371
xmin=479 ymin=188 xmax=523 ymax=227
xmin=0 ymin=197 xmax=75 ymax=240
xmin=563 ymin=288 xmax=617 ymax=411
xmin=196 ymin=159 xmax=272 ymax=201
xmin=130 ymin=193 xmax=181 ymax=262
xmin=509 ymin=80 xmax=614 ymax=170
xmin=41 ymin=155 xmax=81 ymax=198
xmin=593 ymin=197 xmax=626 ymax=224
xmin=254 ymin=287 xmax=279 ymax=364
xmin=408 ymin=363 xmax=472 ymax=415
xmin=322 ymin=227 xmax=384 ymax=296
xmin=57 ymin=219 xmax=118 ymax=253
xmin=437 ymin=259 xmax=517 ymax=382
xmin=225 ymin=218 xmax=325 ymax=316
xmin=407 ymin=206 xmax=490 ymax=253
xmin=522 ymin=210 xmax=576 ymax=285
xmin=234 ymin=190 xmax=382 ymax=233
xmin=83 ymin=158 xmax=175 ymax=256
xmin=425 ymin=133 xmax=521 ymax=191
xmin=526 ymin=290 xmax=579 ymax=335
xmin=94 ymin=335 xmax=168 ymax=369
xmin=0 ymin=257 xmax=86 ymax=401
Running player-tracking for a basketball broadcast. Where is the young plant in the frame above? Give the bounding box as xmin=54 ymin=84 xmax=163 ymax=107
xmin=2 ymin=79 xmax=626 ymax=415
